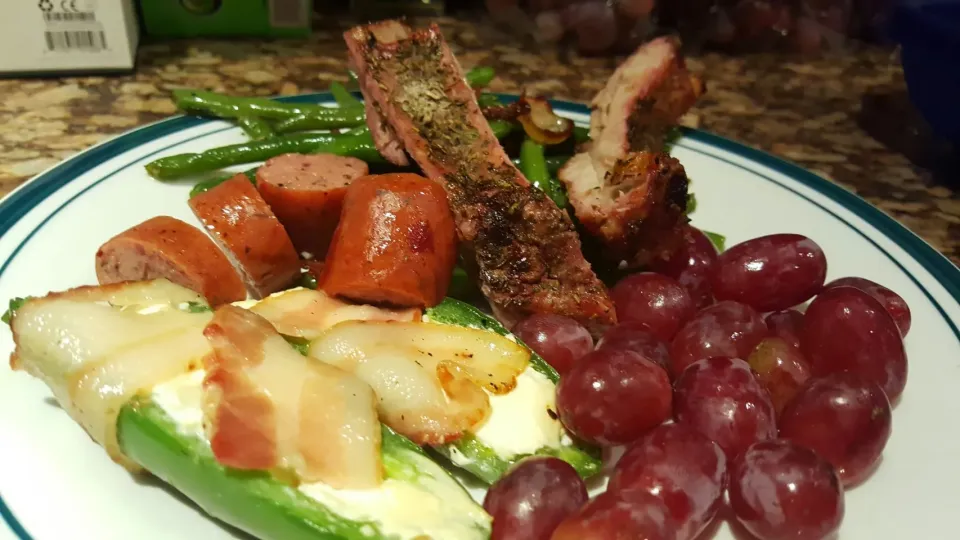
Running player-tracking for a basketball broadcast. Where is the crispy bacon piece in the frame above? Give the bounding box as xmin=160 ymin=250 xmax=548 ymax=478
xmin=202 ymin=305 xmax=383 ymax=488
xmin=559 ymin=37 xmax=704 ymax=267
xmin=309 ymin=320 xmax=530 ymax=445
xmin=344 ymin=21 xmax=615 ymax=331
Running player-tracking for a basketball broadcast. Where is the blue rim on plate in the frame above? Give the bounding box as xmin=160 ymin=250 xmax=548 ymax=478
xmin=1 ymin=94 xmax=958 ymax=540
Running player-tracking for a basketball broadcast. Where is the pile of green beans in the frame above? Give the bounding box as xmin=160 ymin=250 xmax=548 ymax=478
xmin=519 ymin=138 xmax=568 ymax=208
xmin=146 ymin=66 xmax=576 ymax=209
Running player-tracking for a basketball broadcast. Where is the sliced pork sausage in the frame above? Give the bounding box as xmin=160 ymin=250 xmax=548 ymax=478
xmin=189 ymin=174 xmax=300 ymax=298
xmin=95 ymin=215 xmax=246 ymax=306
xmin=256 ymin=153 xmax=369 ymax=259
xmin=319 ymin=173 xmax=457 ymax=308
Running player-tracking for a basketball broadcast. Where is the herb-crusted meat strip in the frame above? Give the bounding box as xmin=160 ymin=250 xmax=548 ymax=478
xmin=559 ymin=37 xmax=704 ymax=268
xmin=344 ymin=21 xmax=616 ymax=330
xmin=347 ymin=21 xmax=410 ymax=167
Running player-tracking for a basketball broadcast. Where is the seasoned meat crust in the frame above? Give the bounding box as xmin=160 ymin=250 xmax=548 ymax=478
xmin=345 ymin=21 xmax=616 ymax=330
xmin=559 ymin=37 xmax=704 ymax=268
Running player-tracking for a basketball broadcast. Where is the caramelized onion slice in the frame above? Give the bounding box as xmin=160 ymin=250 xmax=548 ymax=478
xmin=518 ymin=95 xmax=574 ymax=145
xmin=314 ymin=320 xmax=530 ymax=394
xmin=309 ymin=320 xmax=530 ymax=445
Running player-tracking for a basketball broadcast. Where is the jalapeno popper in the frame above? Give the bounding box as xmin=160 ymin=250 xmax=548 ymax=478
xmin=8 ymin=280 xmax=490 ymax=540
xmin=6 ymin=277 xmax=601 ymax=539
xmin=246 ymin=288 xmax=602 ymax=484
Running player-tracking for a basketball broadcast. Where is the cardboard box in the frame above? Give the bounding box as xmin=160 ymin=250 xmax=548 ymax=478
xmin=139 ymin=0 xmax=312 ymax=38
xmin=0 ymin=0 xmax=139 ymax=76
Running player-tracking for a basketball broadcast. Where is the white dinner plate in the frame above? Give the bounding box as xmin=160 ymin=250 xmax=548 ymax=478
xmin=0 ymin=94 xmax=958 ymax=540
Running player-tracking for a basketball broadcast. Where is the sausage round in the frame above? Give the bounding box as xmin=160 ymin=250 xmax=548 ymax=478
xmin=319 ymin=173 xmax=457 ymax=308
xmin=256 ymin=153 xmax=369 ymax=259
xmin=95 ymin=215 xmax=246 ymax=306
xmin=189 ymin=174 xmax=301 ymax=298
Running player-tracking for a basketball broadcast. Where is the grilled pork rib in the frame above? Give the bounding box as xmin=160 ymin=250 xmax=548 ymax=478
xmin=559 ymin=37 xmax=704 ymax=268
xmin=344 ymin=21 xmax=616 ymax=330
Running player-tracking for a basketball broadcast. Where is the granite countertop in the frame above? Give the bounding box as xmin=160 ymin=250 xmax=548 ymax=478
xmin=0 ymin=17 xmax=957 ymax=264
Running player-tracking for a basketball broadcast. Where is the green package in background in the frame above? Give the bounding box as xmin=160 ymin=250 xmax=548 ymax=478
xmin=140 ymin=0 xmax=311 ymax=38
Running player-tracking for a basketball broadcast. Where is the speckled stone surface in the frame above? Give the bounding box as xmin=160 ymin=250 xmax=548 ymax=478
xmin=1 ymin=16 xmax=957 ymax=265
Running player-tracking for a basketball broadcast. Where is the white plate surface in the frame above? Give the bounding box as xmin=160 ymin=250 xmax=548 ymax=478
xmin=1 ymin=95 xmax=958 ymax=540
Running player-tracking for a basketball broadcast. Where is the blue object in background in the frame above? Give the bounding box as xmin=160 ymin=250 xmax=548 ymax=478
xmin=888 ymin=0 xmax=960 ymax=144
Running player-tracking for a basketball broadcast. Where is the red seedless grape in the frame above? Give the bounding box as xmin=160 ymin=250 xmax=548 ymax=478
xmin=669 ymin=301 xmax=768 ymax=378
xmin=611 ymin=273 xmax=696 ymax=342
xmin=484 ymin=456 xmax=588 ymax=540
xmin=556 ymin=349 xmax=672 ymax=446
xmin=673 ymin=357 xmax=777 ymax=461
xmin=609 ymin=424 xmax=727 ymax=540
xmin=729 ymin=440 xmax=844 ymax=540
xmin=779 ymin=372 xmax=892 ymax=487
xmin=764 ymin=309 xmax=805 ymax=350
xmin=801 ymin=286 xmax=908 ymax=401
xmin=514 ymin=314 xmax=594 ymax=376
xmin=824 ymin=276 xmax=912 ymax=336
xmin=596 ymin=322 xmax=671 ymax=375
xmin=746 ymin=337 xmax=811 ymax=416
xmin=551 ymin=489 xmax=677 ymax=540
xmin=648 ymin=224 xmax=719 ymax=308
xmin=711 ymin=234 xmax=827 ymax=312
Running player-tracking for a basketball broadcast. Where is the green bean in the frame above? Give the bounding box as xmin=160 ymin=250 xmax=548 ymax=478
xmin=446 ymin=266 xmax=479 ymax=301
xmin=146 ymin=130 xmax=383 ymax=180
xmin=663 ymin=125 xmax=682 ymax=154
xmin=154 ymin=116 xmax=520 ymax=182
xmin=274 ymin=111 xmax=367 ymax=133
xmin=573 ymin=125 xmax=590 ymax=144
xmin=488 ymin=120 xmax=515 ymax=140
xmin=686 ymin=192 xmax=697 ymax=215
xmin=294 ymin=270 xmax=318 ymax=290
xmin=329 ymin=82 xmax=362 ymax=108
xmin=704 ymin=231 xmax=726 ymax=252
xmin=512 ymin=155 xmax=570 ymax=176
xmin=188 ymin=173 xmax=234 ymax=198
xmin=465 ymin=66 xmax=495 ymax=89
xmin=235 ymin=116 xmax=274 ymax=139
xmin=519 ymin=138 xmax=568 ymax=208
xmin=476 ymin=93 xmax=501 ymax=108
xmin=519 ymin=138 xmax=549 ymax=184
xmin=188 ymin=167 xmax=259 ymax=198
xmin=172 ymin=89 xmax=364 ymax=122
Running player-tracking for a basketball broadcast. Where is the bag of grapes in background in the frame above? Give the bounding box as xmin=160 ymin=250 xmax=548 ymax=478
xmin=483 ymin=0 xmax=895 ymax=55
xmin=484 ymin=0 xmax=660 ymax=53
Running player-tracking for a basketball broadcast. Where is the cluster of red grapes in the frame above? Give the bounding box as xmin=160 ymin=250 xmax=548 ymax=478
xmin=484 ymin=0 xmax=659 ymax=54
xmin=483 ymin=0 xmax=890 ymax=55
xmin=489 ymin=225 xmax=909 ymax=539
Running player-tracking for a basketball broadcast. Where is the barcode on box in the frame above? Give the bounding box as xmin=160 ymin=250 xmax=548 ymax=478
xmin=43 ymin=12 xmax=96 ymax=22
xmin=269 ymin=0 xmax=308 ymax=28
xmin=44 ymin=30 xmax=108 ymax=52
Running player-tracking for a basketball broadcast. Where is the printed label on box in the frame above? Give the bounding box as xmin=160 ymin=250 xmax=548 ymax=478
xmin=0 ymin=0 xmax=138 ymax=74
